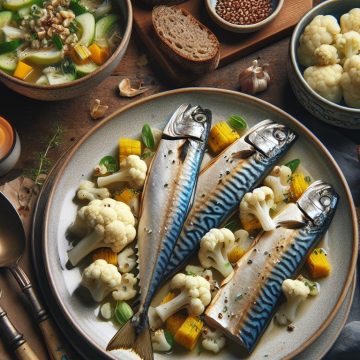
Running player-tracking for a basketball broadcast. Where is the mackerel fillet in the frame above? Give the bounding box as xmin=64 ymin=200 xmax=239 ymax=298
xmin=205 ymin=181 xmax=338 ymax=353
xmin=162 ymin=120 xmax=298 ymax=281
xmin=107 ymin=104 xmax=211 ymax=358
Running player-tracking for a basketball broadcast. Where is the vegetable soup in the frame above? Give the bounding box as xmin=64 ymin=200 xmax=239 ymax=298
xmin=0 ymin=0 xmax=122 ymax=84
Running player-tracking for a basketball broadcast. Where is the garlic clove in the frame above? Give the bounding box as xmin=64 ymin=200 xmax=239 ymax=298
xmin=90 ymin=99 xmax=109 ymax=120
xmin=239 ymin=59 xmax=271 ymax=95
xmin=118 ymin=78 xmax=148 ymax=98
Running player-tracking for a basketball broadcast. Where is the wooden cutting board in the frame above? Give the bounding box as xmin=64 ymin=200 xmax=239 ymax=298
xmin=133 ymin=0 xmax=313 ymax=83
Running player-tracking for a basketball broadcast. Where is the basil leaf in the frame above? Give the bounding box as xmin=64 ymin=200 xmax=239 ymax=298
xmin=141 ymin=123 xmax=155 ymax=150
xmin=285 ymin=159 xmax=300 ymax=173
xmin=228 ymin=115 xmax=248 ymax=131
xmin=99 ymin=155 xmax=117 ymax=173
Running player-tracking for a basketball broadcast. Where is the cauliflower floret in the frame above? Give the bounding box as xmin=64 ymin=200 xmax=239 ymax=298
xmin=341 ymin=8 xmax=360 ymax=33
xmin=263 ymin=165 xmax=292 ymax=203
xmin=81 ymin=259 xmax=122 ymax=302
xmin=202 ymin=327 xmax=226 ymax=354
xmin=198 ymin=228 xmax=235 ymax=278
xmin=151 ymin=329 xmax=173 ymax=353
xmin=76 ymin=180 xmax=110 ymax=202
xmin=154 ymin=273 xmax=211 ymax=322
xmin=304 ymin=64 xmax=343 ymax=103
xmin=97 ymin=155 xmax=147 ymax=190
xmin=275 ymin=279 xmax=310 ymax=326
xmin=340 ymin=54 xmax=360 ymax=108
xmin=67 ymin=198 xmax=136 ymax=266
xmin=112 ymin=273 xmax=138 ymax=301
xmin=314 ymin=44 xmax=340 ymax=65
xmin=240 ymin=186 xmax=276 ymax=231
xmin=298 ymin=15 xmax=341 ymax=67
xmin=117 ymin=246 xmax=136 ymax=273
xmin=335 ymin=31 xmax=360 ymax=60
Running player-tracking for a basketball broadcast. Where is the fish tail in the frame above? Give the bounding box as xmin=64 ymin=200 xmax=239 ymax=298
xmin=106 ymin=319 xmax=153 ymax=360
xmin=132 ymin=326 xmax=153 ymax=360
xmin=106 ymin=320 xmax=136 ymax=351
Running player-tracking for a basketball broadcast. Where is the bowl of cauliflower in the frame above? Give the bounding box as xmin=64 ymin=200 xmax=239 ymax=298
xmin=288 ymin=0 xmax=360 ymax=129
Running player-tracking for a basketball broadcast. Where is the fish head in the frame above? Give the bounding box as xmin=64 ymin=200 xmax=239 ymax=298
xmin=163 ymin=104 xmax=211 ymax=142
xmin=297 ymin=180 xmax=339 ymax=226
xmin=245 ymin=120 xmax=297 ymax=157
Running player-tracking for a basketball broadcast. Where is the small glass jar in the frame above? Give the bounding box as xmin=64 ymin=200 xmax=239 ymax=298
xmin=0 ymin=116 xmax=21 ymax=176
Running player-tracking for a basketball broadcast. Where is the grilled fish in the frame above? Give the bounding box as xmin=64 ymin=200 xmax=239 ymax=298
xmin=107 ymin=104 xmax=211 ymax=358
xmin=162 ymin=120 xmax=298 ymax=281
xmin=205 ymin=180 xmax=338 ymax=353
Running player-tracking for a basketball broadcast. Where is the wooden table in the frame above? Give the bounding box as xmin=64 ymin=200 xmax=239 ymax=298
xmin=0 ymin=1 xmax=359 ymax=359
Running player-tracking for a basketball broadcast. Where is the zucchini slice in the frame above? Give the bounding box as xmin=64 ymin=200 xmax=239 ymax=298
xmin=0 ymin=51 xmax=17 ymax=73
xmin=20 ymin=47 xmax=63 ymax=65
xmin=76 ymin=12 xmax=95 ymax=46
xmin=75 ymin=61 xmax=98 ymax=77
xmin=94 ymin=14 xmax=119 ymax=44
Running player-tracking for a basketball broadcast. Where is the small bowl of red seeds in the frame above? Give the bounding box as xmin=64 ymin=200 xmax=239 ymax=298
xmin=205 ymin=0 xmax=284 ymax=33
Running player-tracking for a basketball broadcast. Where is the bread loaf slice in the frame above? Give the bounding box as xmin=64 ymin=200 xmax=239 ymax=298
xmin=152 ymin=6 xmax=220 ymax=74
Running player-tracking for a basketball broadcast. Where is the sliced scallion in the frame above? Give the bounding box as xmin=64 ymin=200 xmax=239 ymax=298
xmin=228 ymin=114 xmax=248 ymax=131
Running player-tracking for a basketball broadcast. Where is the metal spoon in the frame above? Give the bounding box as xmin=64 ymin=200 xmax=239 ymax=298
xmin=0 ymin=290 xmax=40 ymax=360
xmin=0 ymin=192 xmax=69 ymax=360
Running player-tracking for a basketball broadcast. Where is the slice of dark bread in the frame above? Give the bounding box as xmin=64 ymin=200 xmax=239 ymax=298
xmin=152 ymin=6 xmax=220 ymax=74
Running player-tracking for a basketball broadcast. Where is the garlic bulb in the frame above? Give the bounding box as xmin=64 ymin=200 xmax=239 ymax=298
xmin=239 ymin=60 xmax=271 ymax=95
xmin=119 ymin=78 xmax=147 ymax=98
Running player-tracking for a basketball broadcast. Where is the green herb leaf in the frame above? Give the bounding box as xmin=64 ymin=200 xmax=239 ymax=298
xmin=99 ymin=155 xmax=117 ymax=173
xmin=140 ymin=150 xmax=154 ymax=160
xmin=228 ymin=115 xmax=248 ymax=131
xmin=61 ymin=57 xmax=76 ymax=76
xmin=141 ymin=123 xmax=155 ymax=150
xmin=285 ymin=159 xmax=300 ymax=173
xmin=164 ymin=330 xmax=174 ymax=348
xmin=52 ymin=34 xmax=63 ymax=50
xmin=224 ymin=218 xmax=241 ymax=232
xmin=0 ymin=39 xmax=22 ymax=55
xmin=70 ymin=0 xmax=88 ymax=16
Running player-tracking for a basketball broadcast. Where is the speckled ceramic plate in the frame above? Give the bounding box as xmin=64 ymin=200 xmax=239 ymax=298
xmin=31 ymin=151 xmax=356 ymax=360
xmin=43 ymin=88 xmax=358 ymax=360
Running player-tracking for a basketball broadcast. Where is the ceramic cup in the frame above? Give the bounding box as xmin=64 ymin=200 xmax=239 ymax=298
xmin=0 ymin=117 xmax=21 ymax=176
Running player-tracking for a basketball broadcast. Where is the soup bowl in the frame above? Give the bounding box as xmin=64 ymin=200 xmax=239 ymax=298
xmin=0 ymin=0 xmax=132 ymax=101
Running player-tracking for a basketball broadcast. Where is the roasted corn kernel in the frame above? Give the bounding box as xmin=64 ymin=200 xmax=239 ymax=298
xmin=208 ymin=122 xmax=240 ymax=154
xmin=119 ymin=138 xmax=142 ymax=162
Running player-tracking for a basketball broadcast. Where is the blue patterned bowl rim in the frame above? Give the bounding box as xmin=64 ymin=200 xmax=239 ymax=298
xmin=290 ymin=0 xmax=360 ymax=114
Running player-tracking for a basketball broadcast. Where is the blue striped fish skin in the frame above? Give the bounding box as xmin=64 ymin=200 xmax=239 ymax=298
xmin=162 ymin=120 xmax=298 ymax=281
xmin=133 ymin=104 xmax=211 ymax=332
xmin=204 ymin=181 xmax=339 ymax=353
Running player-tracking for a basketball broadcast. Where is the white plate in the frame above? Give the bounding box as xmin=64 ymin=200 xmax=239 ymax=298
xmin=43 ymin=88 xmax=358 ymax=360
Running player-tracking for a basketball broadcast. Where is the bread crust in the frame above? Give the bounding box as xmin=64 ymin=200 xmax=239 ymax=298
xmin=152 ymin=6 xmax=220 ymax=74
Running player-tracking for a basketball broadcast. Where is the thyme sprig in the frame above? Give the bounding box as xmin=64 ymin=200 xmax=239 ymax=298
xmin=25 ymin=124 xmax=64 ymax=186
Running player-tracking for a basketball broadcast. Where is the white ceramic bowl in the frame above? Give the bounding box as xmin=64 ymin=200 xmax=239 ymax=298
xmin=205 ymin=0 xmax=284 ymax=33
xmin=288 ymin=0 xmax=360 ymax=129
